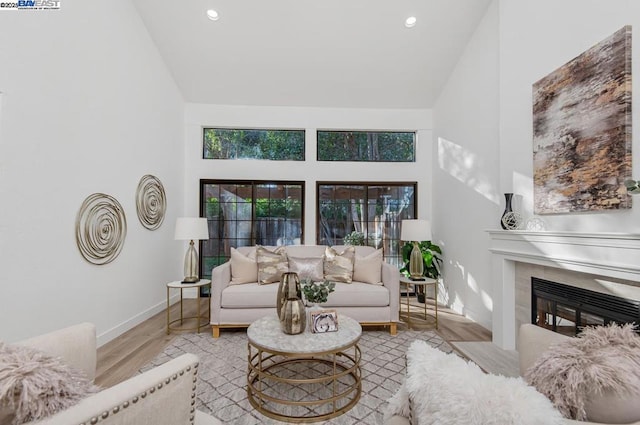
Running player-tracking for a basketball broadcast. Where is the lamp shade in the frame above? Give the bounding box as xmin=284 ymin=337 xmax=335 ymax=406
xmin=400 ymin=219 xmax=432 ymax=242
xmin=174 ymin=217 xmax=209 ymax=240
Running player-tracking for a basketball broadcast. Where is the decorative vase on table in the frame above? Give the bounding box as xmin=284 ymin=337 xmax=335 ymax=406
xmin=277 ymin=272 xmax=301 ymax=319
xmin=278 ymin=272 xmax=306 ymax=335
xmin=280 ymin=298 xmax=306 ymax=335
xmin=500 ymin=193 xmax=514 ymax=230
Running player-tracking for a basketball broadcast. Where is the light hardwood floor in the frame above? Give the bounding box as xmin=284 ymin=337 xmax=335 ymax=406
xmin=95 ymin=296 xmax=491 ymax=388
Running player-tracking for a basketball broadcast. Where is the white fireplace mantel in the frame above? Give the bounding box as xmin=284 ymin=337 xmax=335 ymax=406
xmin=487 ymin=230 xmax=640 ymax=349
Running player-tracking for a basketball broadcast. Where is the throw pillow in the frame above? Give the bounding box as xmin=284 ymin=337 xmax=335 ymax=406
xmin=288 ymin=256 xmax=324 ymax=282
xmin=525 ymin=323 xmax=640 ymax=423
xmin=324 ymin=246 xmax=355 ymax=283
xmin=256 ymin=245 xmax=288 ymax=284
xmin=0 ymin=342 xmax=99 ymax=425
xmin=385 ymin=340 xmax=563 ymax=425
xmin=353 ymin=248 xmax=383 ymax=285
xmin=230 ymin=247 xmax=258 ymax=284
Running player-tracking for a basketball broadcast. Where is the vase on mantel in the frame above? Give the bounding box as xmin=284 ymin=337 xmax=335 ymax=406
xmin=501 ymin=193 xmax=514 ymax=230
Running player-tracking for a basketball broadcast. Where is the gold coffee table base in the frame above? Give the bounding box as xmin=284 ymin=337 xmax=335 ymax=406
xmin=247 ymin=344 xmax=361 ymax=423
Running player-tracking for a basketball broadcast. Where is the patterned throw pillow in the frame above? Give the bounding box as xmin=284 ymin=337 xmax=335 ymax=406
xmin=256 ymin=246 xmax=288 ymax=284
xmin=353 ymin=249 xmax=383 ymax=285
xmin=288 ymin=256 xmax=324 ymax=282
xmin=324 ymin=246 xmax=355 ymax=283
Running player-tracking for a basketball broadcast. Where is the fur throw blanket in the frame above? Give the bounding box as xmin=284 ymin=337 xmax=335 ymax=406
xmin=385 ymin=340 xmax=563 ymax=425
xmin=525 ymin=323 xmax=640 ymax=421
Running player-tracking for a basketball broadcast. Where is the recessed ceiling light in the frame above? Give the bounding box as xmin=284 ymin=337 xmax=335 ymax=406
xmin=206 ymin=9 xmax=219 ymax=21
xmin=405 ymin=16 xmax=417 ymax=28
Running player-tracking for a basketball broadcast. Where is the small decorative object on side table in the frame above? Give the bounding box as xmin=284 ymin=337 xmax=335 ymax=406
xmin=399 ymin=276 xmax=438 ymax=329
xmin=166 ymin=279 xmax=211 ymax=334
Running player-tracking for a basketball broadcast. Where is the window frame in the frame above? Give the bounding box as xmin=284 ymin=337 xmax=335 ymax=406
xmin=316 ymin=130 xmax=416 ymax=162
xmin=199 ymin=179 xmax=306 ymax=280
xmin=315 ymin=181 xmax=418 ymax=266
xmin=202 ymin=127 xmax=306 ymax=161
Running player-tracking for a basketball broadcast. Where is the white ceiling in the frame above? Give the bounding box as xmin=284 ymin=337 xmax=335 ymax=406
xmin=132 ymin=0 xmax=491 ymax=109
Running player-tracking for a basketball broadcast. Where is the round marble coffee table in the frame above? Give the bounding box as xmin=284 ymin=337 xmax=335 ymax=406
xmin=246 ymin=314 xmax=362 ymax=423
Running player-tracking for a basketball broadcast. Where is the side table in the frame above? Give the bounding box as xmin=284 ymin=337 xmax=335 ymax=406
xmin=399 ymin=276 xmax=438 ymax=329
xmin=166 ymin=279 xmax=211 ymax=334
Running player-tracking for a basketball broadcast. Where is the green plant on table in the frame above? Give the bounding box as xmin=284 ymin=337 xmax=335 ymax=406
xmin=301 ymin=278 xmax=336 ymax=304
xmin=343 ymin=230 xmax=365 ymax=246
xmin=399 ymin=241 xmax=443 ymax=302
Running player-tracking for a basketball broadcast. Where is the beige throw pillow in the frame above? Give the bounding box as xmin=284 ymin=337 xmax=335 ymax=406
xmin=353 ymin=249 xmax=383 ymax=285
xmin=324 ymin=246 xmax=355 ymax=283
xmin=230 ymin=248 xmax=258 ymax=284
xmin=288 ymin=256 xmax=324 ymax=282
xmin=256 ymin=246 xmax=288 ymax=284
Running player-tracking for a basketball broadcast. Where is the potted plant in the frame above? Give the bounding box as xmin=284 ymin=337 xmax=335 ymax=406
xmin=301 ymin=279 xmax=336 ymax=306
xmin=400 ymin=241 xmax=443 ymax=303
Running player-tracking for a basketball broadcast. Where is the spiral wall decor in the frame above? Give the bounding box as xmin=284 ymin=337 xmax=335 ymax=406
xmin=76 ymin=193 xmax=127 ymax=265
xmin=136 ymin=174 xmax=166 ymax=230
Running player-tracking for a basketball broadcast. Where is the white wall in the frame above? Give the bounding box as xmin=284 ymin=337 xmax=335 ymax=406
xmin=432 ymin=1 xmax=499 ymax=329
xmin=500 ymin=0 xmax=640 ymax=230
xmin=184 ymin=104 xmax=433 ymax=248
xmin=0 ymin=0 xmax=185 ymax=344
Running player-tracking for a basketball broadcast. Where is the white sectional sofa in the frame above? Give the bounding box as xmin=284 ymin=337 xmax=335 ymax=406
xmin=210 ymin=245 xmax=400 ymax=337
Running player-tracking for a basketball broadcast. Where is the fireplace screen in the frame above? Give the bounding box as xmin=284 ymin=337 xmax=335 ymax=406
xmin=531 ymin=277 xmax=640 ymax=337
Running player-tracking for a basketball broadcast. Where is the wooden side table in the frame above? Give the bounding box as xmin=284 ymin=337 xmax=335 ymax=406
xmin=399 ymin=276 xmax=438 ymax=329
xmin=166 ymin=279 xmax=211 ymax=334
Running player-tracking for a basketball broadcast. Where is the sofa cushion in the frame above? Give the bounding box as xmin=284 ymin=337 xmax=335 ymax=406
xmin=288 ymin=256 xmax=324 ymax=282
xmin=230 ymin=248 xmax=258 ymax=285
xmin=322 ymin=281 xmax=389 ymax=307
xmin=525 ymin=323 xmax=640 ymax=423
xmin=324 ymin=246 xmax=355 ymax=283
xmin=353 ymin=248 xmax=383 ymax=285
xmin=256 ymin=246 xmax=288 ymax=284
xmin=221 ymin=282 xmax=279 ymax=308
xmin=0 ymin=342 xmax=99 ymax=425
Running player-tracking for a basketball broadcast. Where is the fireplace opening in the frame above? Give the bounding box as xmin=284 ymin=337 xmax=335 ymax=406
xmin=531 ymin=277 xmax=640 ymax=337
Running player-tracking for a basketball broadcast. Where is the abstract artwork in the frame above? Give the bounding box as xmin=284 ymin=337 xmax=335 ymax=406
xmin=76 ymin=193 xmax=127 ymax=265
xmin=136 ymin=174 xmax=166 ymax=230
xmin=533 ymin=26 xmax=632 ymax=214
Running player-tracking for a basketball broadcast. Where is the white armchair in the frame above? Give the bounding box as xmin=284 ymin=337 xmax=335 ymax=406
xmin=13 ymin=323 xmax=220 ymax=425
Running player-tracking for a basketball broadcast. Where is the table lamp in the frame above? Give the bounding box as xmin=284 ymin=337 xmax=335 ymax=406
xmin=400 ymin=219 xmax=432 ymax=281
xmin=175 ymin=217 xmax=209 ymax=283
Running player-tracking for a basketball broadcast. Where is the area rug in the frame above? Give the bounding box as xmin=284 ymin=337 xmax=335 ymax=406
xmin=141 ymin=329 xmax=453 ymax=424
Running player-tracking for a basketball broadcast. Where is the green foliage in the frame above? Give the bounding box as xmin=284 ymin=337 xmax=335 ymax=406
xmin=343 ymin=231 xmax=365 ymax=246
xmin=203 ymin=128 xmax=304 ymax=160
xmin=205 ymin=197 xmax=221 ymax=217
xmin=255 ymin=198 xmax=302 ymax=218
xmin=301 ymin=279 xmax=336 ymax=304
xmin=400 ymin=241 xmax=443 ymax=280
xmin=624 ymin=179 xmax=640 ymax=195
xmin=317 ymin=131 xmax=415 ymax=162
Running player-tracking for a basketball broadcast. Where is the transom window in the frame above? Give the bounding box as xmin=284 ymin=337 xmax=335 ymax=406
xmin=317 ymin=182 xmax=417 ymax=267
xmin=203 ymin=128 xmax=305 ymax=161
xmin=317 ymin=131 xmax=415 ymax=162
xmin=200 ymin=180 xmax=304 ymax=279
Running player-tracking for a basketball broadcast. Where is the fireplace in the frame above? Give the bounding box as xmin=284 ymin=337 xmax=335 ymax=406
xmin=531 ymin=277 xmax=640 ymax=337
xmin=488 ymin=230 xmax=640 ymax=349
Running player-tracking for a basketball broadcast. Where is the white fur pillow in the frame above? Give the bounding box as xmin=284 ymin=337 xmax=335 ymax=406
xmin=0 ymin=342 xmax=99 ymax=424
xmin=385 ymin=340 xmax=563 ymax=425
xmin=229 ymin=247 xmax=258 ymax=284
xmin=525 ymin=323 xmax=640 ymax=423
xmin=353 ymin=248 xmax=383 ymax=285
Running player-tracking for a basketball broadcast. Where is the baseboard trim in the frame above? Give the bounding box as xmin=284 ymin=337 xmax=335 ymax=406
xmin=96 ymin=293 xmax=181 ymax=347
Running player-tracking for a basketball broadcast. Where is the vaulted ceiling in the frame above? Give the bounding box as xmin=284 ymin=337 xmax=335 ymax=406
xmin=132 ymin=0 xmax=491 ymax=109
